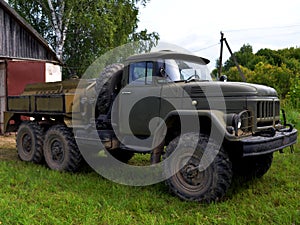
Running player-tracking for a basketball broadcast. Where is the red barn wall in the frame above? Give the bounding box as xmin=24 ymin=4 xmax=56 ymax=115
xmin=7 ymin=61 xmax=45 ymax=96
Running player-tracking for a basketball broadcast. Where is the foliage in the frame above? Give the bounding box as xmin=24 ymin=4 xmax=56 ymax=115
xmin=8 ymin=0 xmax=159 ymax=78
xmin=285 ymin=73 xmax=300 ymax=111
xmin=223 ymin=44 xmax=264 ymax=71
xmin=225 ymin=65 xmax=254 ymax=82
xmin=283 ymin=105 xmax=300 ymax=130
xmin=256 ymin=48 xmax=284 ymax=67
xmin=250 ymin=62 xmax=293 ymax=98
xmin=222 ymin=45 xmax=300 ymax=106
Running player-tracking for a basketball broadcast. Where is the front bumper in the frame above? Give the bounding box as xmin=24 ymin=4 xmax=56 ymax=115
xmin=240 ymin=128 xmax=298 ymax=156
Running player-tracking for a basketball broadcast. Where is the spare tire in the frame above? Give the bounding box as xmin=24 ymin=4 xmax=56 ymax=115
xmin=95 ymin=63 xmax=124 ymax=115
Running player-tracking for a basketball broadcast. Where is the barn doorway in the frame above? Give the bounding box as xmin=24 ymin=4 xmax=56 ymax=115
xmin=0 ymin=61 xmax=6 ymax=133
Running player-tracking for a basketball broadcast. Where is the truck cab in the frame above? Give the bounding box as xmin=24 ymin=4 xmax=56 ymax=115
xmin=90 ymin=51 xmax=296 ymax=158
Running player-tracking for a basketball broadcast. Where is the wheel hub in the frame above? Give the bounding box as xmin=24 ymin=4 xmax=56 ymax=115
xmin=22 ymin=134 xmax=32 ymax=153
xmin=51 ymin=140 xmax=64 ymax=162
xmin=181 ymin=162 xmax=204 ymax=186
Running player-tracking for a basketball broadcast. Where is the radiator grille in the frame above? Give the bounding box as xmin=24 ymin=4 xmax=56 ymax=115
xmin=256 ymin=100 xmax=280 ymax=127
xmin=257 ymin=100 xmax=280 ymax=119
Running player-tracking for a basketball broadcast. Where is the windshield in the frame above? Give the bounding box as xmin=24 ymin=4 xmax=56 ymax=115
xmin=162 ymin=59 xmax=212 ymax=82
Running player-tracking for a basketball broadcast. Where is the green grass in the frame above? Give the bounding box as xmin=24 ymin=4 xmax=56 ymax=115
xmin=0 ymin=152 xmax=299 ymax=225
xmin=282 ymin=101 xmax=300 ymax=129
xmin=0 ymin=107 xmax=299 ymax=225
xmin=1 ymin=141 xmax=299 ymax=224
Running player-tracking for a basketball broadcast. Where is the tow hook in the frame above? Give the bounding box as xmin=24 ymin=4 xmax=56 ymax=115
xmin=280 ymin=110 xmax=294 ymax=132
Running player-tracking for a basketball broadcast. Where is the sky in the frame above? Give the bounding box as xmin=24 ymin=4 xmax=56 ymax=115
xmin=137 ymin=0 xmax=300 ymax=70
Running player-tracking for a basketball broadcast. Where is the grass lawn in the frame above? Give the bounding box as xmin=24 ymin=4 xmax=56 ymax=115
xmin=0 ymin=109 xmax=299 ymax=224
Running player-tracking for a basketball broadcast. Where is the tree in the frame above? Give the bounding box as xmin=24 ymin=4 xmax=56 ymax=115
xmin=225 ymin=65 xmax=254 ymax=82
xmin=256 ymin=48 xmax=284 ymax=67
xmin=220 ymin=44 xmax=300 ymax=101
xmin=223 ymin=44 xmax=263 ymax=71
xmin=8 ymin=0 xmax=159 ymax=78
xmin=251 ymin=62 xmax=293 ymax=98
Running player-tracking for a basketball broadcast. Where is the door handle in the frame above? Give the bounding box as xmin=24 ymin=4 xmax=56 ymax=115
xmin=121 ymin=91 xmax=132 ymax=95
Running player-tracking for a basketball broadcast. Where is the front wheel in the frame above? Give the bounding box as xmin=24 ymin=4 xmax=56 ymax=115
xmin=43 ymin=125 xmax=82 ymax=172
xmin=164 ymin=133 xmax=232 ymax=203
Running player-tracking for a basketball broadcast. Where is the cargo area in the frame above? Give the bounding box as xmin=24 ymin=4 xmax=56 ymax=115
xmin=6 ymin=80 xmax=82 ymax=115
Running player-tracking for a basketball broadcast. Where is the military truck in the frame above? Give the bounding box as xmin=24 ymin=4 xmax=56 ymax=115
xmin=4 ymin=51 xmax=297 ymax=202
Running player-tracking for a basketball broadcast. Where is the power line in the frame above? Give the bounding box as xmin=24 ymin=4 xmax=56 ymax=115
xmin=225 ymin=30 xmax=300 ymax=43
xmin=188 ymin=28 xmax=300 ymax=54
xmin=192 ymin=43 xmax=220 ymax=53
xmin=223 ymin=24 xmax=300 ymax=33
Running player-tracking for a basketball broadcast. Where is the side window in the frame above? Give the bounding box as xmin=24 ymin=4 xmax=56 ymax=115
xmin=129 ymin=62 xmax=153 ymax=85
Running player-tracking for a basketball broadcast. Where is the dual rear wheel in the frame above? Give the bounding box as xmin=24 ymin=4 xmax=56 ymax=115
xmin=16 ymin=121 xmax=44 ymax=163
xmin=17 ymin=122 xmax=82 ymax=172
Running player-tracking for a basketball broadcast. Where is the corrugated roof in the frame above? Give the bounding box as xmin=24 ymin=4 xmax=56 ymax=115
xmin=0 ymin=0 xmax=61 ymax=64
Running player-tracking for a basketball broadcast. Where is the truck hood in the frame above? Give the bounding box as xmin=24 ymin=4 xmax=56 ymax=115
xmin=183 ymin=81 xmax=278 ymax=97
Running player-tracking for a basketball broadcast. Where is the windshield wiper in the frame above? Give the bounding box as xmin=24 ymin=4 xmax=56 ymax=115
xmin=185 ymin=74 xmax=200 ymax=83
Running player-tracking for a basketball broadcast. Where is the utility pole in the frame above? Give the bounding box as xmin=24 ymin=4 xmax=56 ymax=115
xmin=218 ymin=32 xmax=224 ymax=80
xmin=219 ymin=32 xmax=246 ymax=82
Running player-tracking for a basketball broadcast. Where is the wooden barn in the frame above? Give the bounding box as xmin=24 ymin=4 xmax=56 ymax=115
xmin=0 ymin=0 xmax=62 ymax=133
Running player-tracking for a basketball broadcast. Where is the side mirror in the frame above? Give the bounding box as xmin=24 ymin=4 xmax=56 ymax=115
xmin=219 ymin=75 xmax=228 ymax=82
xmin=159 ymin=67 xmax=166 ymax=77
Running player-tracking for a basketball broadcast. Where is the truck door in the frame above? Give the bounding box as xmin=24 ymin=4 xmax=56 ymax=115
xmin=114 ymin=61 xmax=162 ymax=150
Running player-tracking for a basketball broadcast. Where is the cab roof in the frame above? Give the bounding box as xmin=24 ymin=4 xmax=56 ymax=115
xmin=125 ymin=50 xmax=210 ymax=65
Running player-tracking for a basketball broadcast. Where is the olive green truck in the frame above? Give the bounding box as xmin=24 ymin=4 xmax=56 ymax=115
xmin=4 ymin=51 xmax=298 ymax=202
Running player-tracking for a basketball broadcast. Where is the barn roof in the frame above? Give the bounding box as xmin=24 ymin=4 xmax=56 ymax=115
xmin=0 ymin=0 xmax=61 ymax=64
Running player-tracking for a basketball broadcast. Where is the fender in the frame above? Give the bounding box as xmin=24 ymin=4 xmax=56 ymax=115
xmin=3 ymin=112 xmax=20 ymax=133
xmin=152 ymin=109 xmax=238 ymax=149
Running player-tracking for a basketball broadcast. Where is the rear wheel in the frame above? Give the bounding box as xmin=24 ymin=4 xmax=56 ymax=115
xmin=43 ymin=125 xmax=82 ymax=172
xmin=164 ymin=133 xmax=232 ymax=203
xmin=16 ymin=121 xmax=44 ymax=163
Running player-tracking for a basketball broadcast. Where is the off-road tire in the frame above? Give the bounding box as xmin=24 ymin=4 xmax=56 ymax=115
xmin=43 ymin=125 xmax=82 ymax=172
xmin=95 ymin=63 xmax=124 ymax=115
xmin=164 ymin=133 xmax=232 ymax=203
xmin=232 ymin=153 xmax=273 ymax=180
xmin=16 ymin=121 xmax=44 ymax=163
xmin=108 ymin=148 xmax=134 ymax=163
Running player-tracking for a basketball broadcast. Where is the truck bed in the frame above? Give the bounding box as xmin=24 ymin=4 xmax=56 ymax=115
xmin=7 ymin=94 xmax=74 ymax=115
xmin=6 ymin=79 xmax=94 ymax=115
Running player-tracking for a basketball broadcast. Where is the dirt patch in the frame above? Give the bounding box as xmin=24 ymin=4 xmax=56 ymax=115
xmin=0 ymin=134 xmax=16 ymax=147
xmin=0 ymin=134 xmax=18 ymax=161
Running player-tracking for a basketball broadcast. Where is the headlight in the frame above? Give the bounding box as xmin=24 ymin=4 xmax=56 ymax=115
xmin=232 ymin=114 xmax=241 ymax=136
xmin=225 ymin=113 xmax=241 ymax=136
xmin=226 ymin=110 xmax=252 ymax=136
xmin=237 ymin=117 xmax=242 ymax=129
xmin=226 ymin=112 xmax=249 ymax=136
